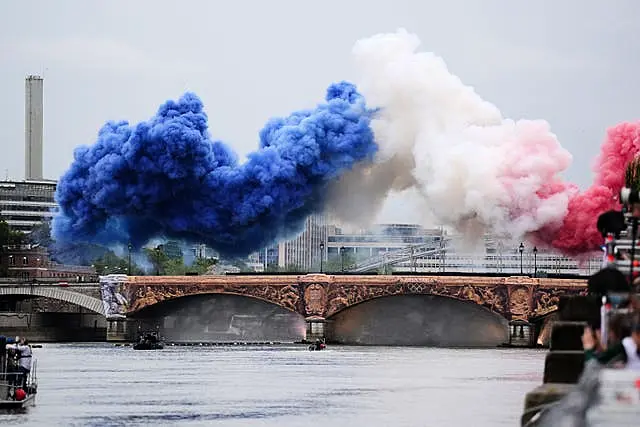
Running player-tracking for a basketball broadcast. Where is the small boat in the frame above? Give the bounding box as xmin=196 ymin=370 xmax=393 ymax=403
xmin=133 ymin=331 xmax=164 ymax=350
xmin=308 ymin=340 xmax=326 ymax=351
xmin=1 ymin=338 xmax=38 ymax=411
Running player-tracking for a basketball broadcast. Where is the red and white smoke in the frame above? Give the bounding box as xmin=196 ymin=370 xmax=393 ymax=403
xmin=328 ymin=29 xmax=640 ymax=256
xmin=545 ymin=123 xmax=640 ymax=254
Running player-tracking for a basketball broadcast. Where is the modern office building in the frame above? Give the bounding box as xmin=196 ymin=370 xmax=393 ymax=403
xmin=0 ymin=179 xmax=57 ymax=233
xmin=251 ymin=214 xmax=331 ymax=272
xmin=276 ymin=214 xmax=330 ymax=271
xmin=326 ymin=223 xmax=443 ymax=261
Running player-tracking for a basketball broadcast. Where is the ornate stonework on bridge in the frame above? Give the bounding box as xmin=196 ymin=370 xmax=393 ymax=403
xmin=118 ymin=274 xmax=587 ymax=321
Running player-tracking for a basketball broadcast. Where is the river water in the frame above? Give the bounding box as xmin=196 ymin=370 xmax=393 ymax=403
xmin=2 ymin=344 xmax=545 ymax=427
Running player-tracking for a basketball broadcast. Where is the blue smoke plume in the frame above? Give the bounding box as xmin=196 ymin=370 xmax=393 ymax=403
xmin=52 ymin=82 xmax=377 ymax=256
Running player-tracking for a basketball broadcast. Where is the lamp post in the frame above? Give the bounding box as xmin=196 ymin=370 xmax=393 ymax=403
xmin=319 ymin=242 xmax=325 ymax=273
xmin=155 ymin=247 xmax=161 ymax=276
xmin=519 ymin=242 xmax=524 ymax=274
xmin=127 ymin=242 xmax=133 ymax=275
xmin=340 ymin=246 xmax=345 ymax=273
xmin=383 ymin=252 xmax=389 ymax=275
xmin=533 ymin=246 xmax=538 ymax=277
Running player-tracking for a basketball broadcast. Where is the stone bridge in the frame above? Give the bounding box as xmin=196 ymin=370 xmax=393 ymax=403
xmin=0 ymin=283 xmax=104 ymax=315
xmin=112 ymin=274 xmax=586 ymax=321
xmin=102 ymin=274 xmax=586 ymax=346
xmin=0 ymin=274 xmax=587 ymax=345
xmin=0 ymin=283 xmax=107 ymax=342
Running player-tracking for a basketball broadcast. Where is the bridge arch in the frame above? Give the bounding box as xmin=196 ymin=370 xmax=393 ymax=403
xmin=128 ymin=291 xmax=300 ymax=316
xmin=0 ymin=286 xmax=105 ymax=316
xmin=325 ymin=293 xmax=509 ymax=347
xmin=129 ymin=292 xmax=306 ymax=343
xmin=327 ymin=291 xmax=508 ymax=321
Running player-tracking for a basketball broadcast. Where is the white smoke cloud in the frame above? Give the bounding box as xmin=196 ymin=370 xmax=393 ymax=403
xmin=328 ymin=28 xmax=574 ymax=242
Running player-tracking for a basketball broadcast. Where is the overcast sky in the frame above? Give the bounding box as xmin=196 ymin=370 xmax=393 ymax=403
xmin=1 ymin=0 xmax=639 ymax=224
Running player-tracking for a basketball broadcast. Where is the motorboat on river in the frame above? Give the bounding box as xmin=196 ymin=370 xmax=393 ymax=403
xmin=133 ymin=331 xmax=164 ymax=350
xmin=308 ymin=339 xmax=326 ymax=351
xmin=0 ymin=336 xmax=38 ymax=411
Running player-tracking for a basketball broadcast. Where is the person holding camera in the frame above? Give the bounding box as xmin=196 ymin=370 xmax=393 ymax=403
xmin=5 ymin=336 xmax=32 ymax=388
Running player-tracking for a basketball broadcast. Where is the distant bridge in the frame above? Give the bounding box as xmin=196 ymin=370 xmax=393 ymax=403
xmin=0 ymin=283 xmax=104 ymax=315
xmin=346 ymin=239 xmax=452 ymax=272
xmin=345 ymin=241 xmax=603 ymax=276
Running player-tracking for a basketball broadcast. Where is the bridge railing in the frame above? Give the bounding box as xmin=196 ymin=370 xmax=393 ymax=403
xmin=347 ymin=239 xmax=452 ymax=272
xmin=347 ymin=243 xmax=603 ymax=275
xmin=377 ymin=253 xmax=603 ymax=276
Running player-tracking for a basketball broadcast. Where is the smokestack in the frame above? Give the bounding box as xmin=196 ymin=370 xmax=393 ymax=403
xmin=25 ymin=75 xmax=43 ymax=180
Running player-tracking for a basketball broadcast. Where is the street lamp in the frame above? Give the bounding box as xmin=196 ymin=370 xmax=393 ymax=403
xmin=127 ymin=242 xmax=133 ymax=275
xmin=518 ymin=242 xmax=524 ymax=274
xmin=155 ymin=246 xmax=161 ymax=276
xmin=533 ymin=246 xmax=538 ymax=277
xmin=340 ymin=246 xmax=345 ymax=273
xmin=319 ymin=242 xmax=325 ymax=273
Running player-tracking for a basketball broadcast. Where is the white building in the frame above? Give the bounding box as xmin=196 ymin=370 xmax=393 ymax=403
xmin=276 ymin=214 xmax=330 ymax=271
xmin=326 ymin=223 xmax=442 ymax=260
xmin=0 ymin=179 xmax=57 ymax=233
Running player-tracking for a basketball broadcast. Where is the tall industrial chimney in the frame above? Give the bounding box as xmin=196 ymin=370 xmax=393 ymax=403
xmin=25 ymin=75 xmax=44 ymax=180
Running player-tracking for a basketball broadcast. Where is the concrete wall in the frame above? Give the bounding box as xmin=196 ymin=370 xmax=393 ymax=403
xmin=326 ymin=294 xmax=509 ymax=347
xmin=131 ymin=294 xmax=307 ymax=343
xmin=0 ymin=312 xmax=107 ymax=342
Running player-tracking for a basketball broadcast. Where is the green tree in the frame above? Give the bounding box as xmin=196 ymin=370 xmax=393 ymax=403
xmin=284 ymin=263 xmax=303 ymax=273
xmin=142 ymin=245 xmax=218 ymax=275
xmin=191 ymin=256 xmax=217 ymax=274
xmin=325 ymin=251 xmax=357 ymax=272
xmin=0 ymin=219 xmax=25 ymax=246
xmin=263 ymin=263 xmax=304 ymax=273
xmin=265 ymin=264 xmax=282 ymax=273
xmin=93 ymin=250 xmax=145 ymax=275
xmin=0 ymin=219 xmax=26 ymax=276
xmin=143 ymin=246 xmax=170 ymax=275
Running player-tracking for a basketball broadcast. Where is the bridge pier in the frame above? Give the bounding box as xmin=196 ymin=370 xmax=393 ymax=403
xmin=305 ymin=317 xmax=326 ymax=341
xmin=507 ymin=320 xmax=535 ymax=347
xmin=106 ymin=318 xmax=137 ymax=342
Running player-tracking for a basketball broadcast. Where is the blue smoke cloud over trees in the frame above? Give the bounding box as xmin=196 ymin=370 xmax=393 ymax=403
xmin=52 ymin=82 xmax=377 ymax=256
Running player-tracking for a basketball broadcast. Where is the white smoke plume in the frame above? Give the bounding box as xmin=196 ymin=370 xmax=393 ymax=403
xmin=327 ymin=29 xmax=575 ymax=243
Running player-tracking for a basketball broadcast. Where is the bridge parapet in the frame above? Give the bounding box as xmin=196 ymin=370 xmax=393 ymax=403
xmin=118 ymin=274 xmax=587 ymax=321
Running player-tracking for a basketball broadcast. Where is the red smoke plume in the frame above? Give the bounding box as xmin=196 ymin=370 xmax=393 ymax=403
xmin=535 ymin=122 xmax=640 ymax=255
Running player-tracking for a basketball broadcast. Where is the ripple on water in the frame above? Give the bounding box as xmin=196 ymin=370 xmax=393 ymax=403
xmin=0 ymin=344 xmax=544 ymax=427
